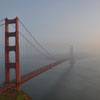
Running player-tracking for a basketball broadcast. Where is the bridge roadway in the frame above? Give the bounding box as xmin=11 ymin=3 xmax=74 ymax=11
xmin=0 ymin=58 xmax=69 ymax=94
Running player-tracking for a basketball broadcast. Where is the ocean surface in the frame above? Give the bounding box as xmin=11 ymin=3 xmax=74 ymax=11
xmin=1 ymin=54 xmax=100 ymax=100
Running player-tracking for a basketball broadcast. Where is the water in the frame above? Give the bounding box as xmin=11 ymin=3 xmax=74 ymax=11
xmin=21 ymin=54 xmax=100 ymax=100
xmin=1 ymin=54 xmax=100 ymax=100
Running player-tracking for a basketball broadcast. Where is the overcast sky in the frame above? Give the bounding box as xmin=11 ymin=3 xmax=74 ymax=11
xmin=0 ymin=0 xmax=100 ymax=54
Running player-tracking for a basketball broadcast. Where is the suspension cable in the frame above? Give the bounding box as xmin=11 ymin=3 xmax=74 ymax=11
xmin=20 ymin=32 xmax=51 ymax=59
xmin=9 ymin=21 xmax=52 ymax=59
xmin=19 ymin=19 xmax=53 ymax=58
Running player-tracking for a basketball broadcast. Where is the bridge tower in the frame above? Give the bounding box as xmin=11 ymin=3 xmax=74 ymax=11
xmin=5 ymin=17 xmax=21 ymax=90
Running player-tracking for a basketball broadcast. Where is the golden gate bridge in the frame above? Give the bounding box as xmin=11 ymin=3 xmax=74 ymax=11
xmin=0 ymin=17 xmax=74 ymax=94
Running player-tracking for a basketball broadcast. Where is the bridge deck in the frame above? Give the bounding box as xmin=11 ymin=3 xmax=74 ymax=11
xmin=0 ymin=59 xmax=68 ymax=94
xmin=21 ymin=59 xmax=68 ymax=84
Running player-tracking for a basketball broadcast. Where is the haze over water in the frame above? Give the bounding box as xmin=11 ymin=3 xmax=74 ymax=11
xmin=0 ymin=0 xmax=100 ymax=100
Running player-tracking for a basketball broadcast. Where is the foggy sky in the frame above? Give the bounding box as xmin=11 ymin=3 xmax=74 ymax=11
xmin=0 ymin=0 xmax=100 ymax=54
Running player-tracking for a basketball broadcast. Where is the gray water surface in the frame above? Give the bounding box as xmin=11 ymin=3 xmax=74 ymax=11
xmin=1 ymin=55 xmax=100 ymax=100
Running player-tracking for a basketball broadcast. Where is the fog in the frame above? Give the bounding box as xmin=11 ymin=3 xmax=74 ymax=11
xmin=0 ymin=0 xmax=100 ymax=100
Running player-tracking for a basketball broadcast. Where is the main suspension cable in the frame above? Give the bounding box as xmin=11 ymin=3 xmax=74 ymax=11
xmin=20 ymin=32 xmax=52 ymax=59
xmin=19 ymin=19 xmax=54 ymax=58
